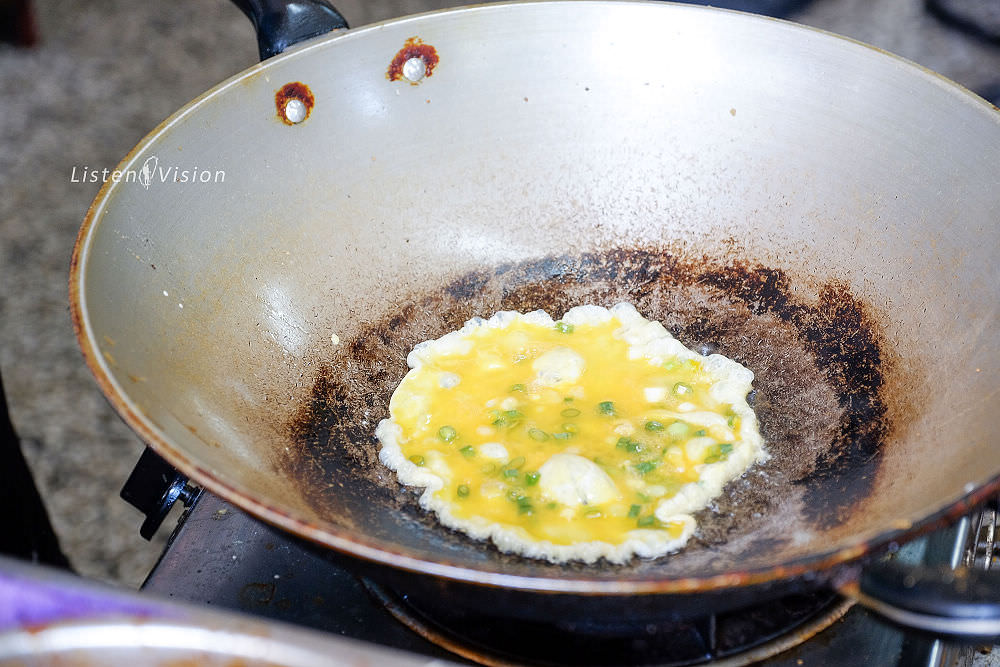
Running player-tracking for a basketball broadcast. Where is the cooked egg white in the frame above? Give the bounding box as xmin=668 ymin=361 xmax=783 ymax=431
xmin=376 ymin=303 xmax=766 ymax=564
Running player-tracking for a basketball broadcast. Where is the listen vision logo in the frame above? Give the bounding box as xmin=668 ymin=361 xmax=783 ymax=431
xmin=70 ymin=156 xmax=226 ymax=190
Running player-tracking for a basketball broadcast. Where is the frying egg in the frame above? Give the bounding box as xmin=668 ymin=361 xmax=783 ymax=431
xmin=375 ymin=303 xmax=766 ymax=563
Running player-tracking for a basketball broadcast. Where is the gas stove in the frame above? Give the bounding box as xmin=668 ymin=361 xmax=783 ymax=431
xmin=3 ymin=489 xmax=994 ymax=666
xmin=130 ymin=470 xmax=994 ymax=666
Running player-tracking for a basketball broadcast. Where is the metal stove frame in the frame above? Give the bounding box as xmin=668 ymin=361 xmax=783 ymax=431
xmin=141 ymin=490 xmax=994 ymax=666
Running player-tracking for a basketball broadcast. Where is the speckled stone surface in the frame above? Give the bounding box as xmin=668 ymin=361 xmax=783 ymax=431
xmin=0 ymin=0 xmax=997 ymax=589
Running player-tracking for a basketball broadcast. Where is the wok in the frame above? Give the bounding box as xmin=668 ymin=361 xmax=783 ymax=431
xmin=70 ymin=0 xmax=1000 ymax=638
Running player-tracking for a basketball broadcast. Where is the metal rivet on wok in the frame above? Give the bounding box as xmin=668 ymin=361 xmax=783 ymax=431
xmin=284 ymin=98 xmax=307 ymax=124
xmin=402 ymin=56 xmax=427 ymax=83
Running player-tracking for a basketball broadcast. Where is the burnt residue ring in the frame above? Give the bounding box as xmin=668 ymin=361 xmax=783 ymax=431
xmin=275 ymin=82 xmax=315 ymax=125
xmin=387 ymin=37 xmax=440 ymax=84
xmin=283 ymin=244 xmax=897 ymax=583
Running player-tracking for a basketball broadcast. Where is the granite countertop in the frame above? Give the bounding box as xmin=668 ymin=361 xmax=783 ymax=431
xmin=0 ymin=0 xmax=997 ymax=588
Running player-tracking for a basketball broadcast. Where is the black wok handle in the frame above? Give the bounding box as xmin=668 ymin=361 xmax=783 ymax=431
xmin=230 ymin=0 xmax=348 ymax=61
xmin=850 ymin=561 xmax=1000 ymax=640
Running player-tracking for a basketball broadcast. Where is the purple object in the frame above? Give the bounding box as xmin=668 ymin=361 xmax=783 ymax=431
xmin=0 ymin=562 xmax=174 ymax=632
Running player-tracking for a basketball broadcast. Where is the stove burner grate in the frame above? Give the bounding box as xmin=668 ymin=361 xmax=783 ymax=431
xmin=364 ymin=580 xmax=853 ymax=667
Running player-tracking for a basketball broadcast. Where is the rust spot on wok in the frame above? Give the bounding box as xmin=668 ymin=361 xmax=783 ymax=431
xmin=282 ymin=244 xmax=896 ymax=579
xmin=239 ymin=581 xmax=276 ymax=607
xmin=274 ymin=82 xmax=314 ymax=125
xmin=387 ymin=37 xmax=439 ymax=83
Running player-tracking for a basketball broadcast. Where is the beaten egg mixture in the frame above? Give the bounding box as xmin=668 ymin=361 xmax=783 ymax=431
xmin=376 ymin=303 xmax=766 ymax=563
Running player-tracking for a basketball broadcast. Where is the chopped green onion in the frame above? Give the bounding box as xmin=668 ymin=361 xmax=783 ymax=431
xmin=694 ymin=429 xmax=707 ymax=437
xmin=528 ymin=428 xmax=550 ymax=442
xmin=508 ymin=456 xmax=526 ymax=469
xmin=553 ymin=432 xmax=572 ymax=440
xmin=634 ymin=461 xmax=658 ymax=475
xmin=503 ymin=468 xmax=520 ymax=478
xmin=560 ymin=408 xmax=581 ymax=418
xmin=637 ymin=515 xmax=657 ymax=528
xmin=547 ymin=502 xmax=559 ymax=510
xmin=555 ymin=321 xmax=575 ymax=334
xmin=525 ymin=471 xmax=540 ymax=486
xmin=510 ymin=493 xmax=533 ymax=514
xmin=459 ymin=445 xmax=476 ymax=458
xmin=645 ymin=420 xmax=665 ymax=432
xmin=628 ymin=504 xmax=641 ymax=518
xmin=617 ymin=437 xmax=642 ymax=453
xmin=457 ymin=484 xmax=470 ymax=498
xmin=437 ymin=425 xmax=457 ymax=442
xmin=563 ymin=397 xmax=574 ymax=403
xmin=666 ymin=422 xmax=690 ymax=438
xmin=705 ymin=442 xmax=734 ymax=465
xmin=673 ymin=382 xmax=693 ymax=396
xmin=598 ymin=401 xmax=616 ymax=416
xmin=509 ymin=383 xmax=526 ymax=393
xmin=480 ymin=463 xmax=498 ymax=475
xmin=408 ymin=455 xmax=426 ymax=466
xmin=493 ymin=409 xmax=524 ymax=428
xmin=727 ymin=415 xmax=738 ymax=427
xmin=584 ymin=509 xmax=602 ymax=518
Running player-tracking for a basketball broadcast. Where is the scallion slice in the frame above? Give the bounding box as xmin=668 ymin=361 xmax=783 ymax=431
xmin=665 ymin=422 xmax=689 ymax=438
xmin=634 ymin=461 xmax=657 ymax=475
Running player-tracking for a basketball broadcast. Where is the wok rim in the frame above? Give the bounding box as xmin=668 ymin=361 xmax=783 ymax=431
xmin=69 ymin=0 xmax=1000 ymax=595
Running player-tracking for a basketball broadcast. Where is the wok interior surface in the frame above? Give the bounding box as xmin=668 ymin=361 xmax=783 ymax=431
xmin=71 ymin=2 xmax=1000 ymax=588
xmin=287 ymin=246 xmax=896 ymax=581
